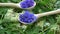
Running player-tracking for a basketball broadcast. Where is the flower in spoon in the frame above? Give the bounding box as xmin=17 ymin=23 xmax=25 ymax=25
xmin=18 ymin=10 xmax=37 ymax=24
xmin=19 ymin=0 xmax=36 ymax=9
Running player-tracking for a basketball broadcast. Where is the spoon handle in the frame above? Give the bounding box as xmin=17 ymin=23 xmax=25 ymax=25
xmin=36 ymin=9 xmax=60 ymax=18
xmin=0 ymin=3 xmax=20 ymax=8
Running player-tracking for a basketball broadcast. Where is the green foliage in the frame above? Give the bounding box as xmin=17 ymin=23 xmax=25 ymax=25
xmin=0 ymin=0 xmax=60 ymax=34
xmin=0 ymin=0 xmax=8 ymax=2
xmin=10 ymin=0 xmax=21 ymax=3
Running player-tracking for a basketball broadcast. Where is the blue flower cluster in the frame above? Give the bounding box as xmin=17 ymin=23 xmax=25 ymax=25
xmin=20 ymin=0 xmax=34 ymax=8
xmin=19 ymin=10 xmax=37 ymax=23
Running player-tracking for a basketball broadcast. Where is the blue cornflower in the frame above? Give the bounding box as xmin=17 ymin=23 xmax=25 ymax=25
xmin=20 ymin=0 xmax=34 ymax=8
xmin=19 ymin=10 xmax=37 ymax=24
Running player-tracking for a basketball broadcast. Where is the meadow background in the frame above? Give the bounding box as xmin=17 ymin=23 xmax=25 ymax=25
xmin=0 ymin=0 xmax=60 ymax=34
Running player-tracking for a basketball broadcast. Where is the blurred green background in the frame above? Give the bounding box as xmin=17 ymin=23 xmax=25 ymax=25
xmin=0 ymin=0 xmax=60 ymax=34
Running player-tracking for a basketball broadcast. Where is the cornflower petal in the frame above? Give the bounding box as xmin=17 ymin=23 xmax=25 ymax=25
xmin=20 ymin=0 xmax=34 ymax=8
xmin=19 ymin=10 xmax=37 ymax=24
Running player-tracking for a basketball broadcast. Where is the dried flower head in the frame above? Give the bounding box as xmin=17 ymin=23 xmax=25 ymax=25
xmin=19 ymin=10 xmax=37 ymax=24
xmin=20 ymin=0 xmax=34 ymax=8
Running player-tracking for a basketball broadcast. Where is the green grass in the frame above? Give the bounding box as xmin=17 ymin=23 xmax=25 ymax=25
xmin=0 ymin=0 xmax=60 ymax=34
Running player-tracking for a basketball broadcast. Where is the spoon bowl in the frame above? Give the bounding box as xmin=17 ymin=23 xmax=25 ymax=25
xmin=18 ymin=13 xmax=37 ymax=24
xmin=18 ymin=1 xmax=36 ymax=10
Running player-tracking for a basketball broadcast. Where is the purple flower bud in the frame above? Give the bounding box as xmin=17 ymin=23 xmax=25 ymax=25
xmin=19 ymin=10 xmax=37 ymax=24
xmin=20 ymin=0 xmax=34 ymax=8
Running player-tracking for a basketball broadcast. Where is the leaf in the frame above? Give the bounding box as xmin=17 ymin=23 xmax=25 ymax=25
xmin=10 ymin=0 xmax=21 ymax=3
xmin=0 ymin=0 xmax=8 ymax=2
